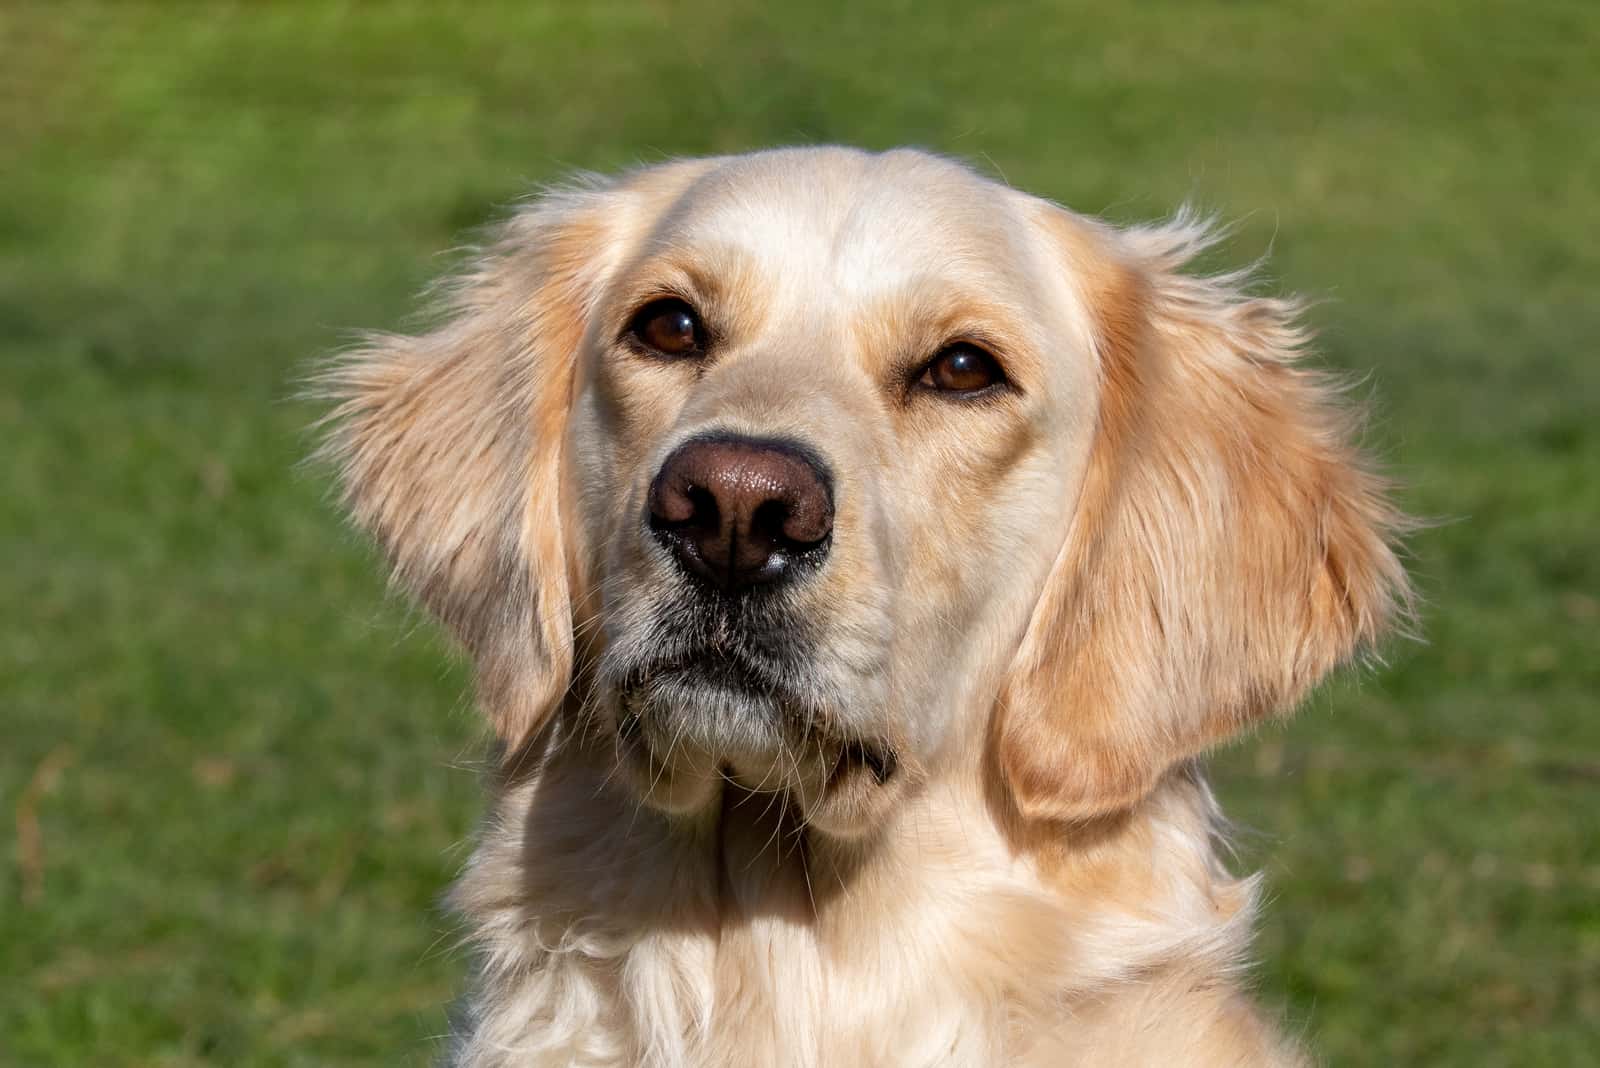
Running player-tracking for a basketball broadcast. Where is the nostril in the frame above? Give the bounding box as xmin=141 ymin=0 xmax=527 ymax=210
xmin=685 ymin=485 xmax=720 ymax=532
xmin=752 ymin=496 xmax=831 ymax=554
xmin=649 ymin=479 xmax=718 ymax=535
xmin=750 ymin=498 xmax=794 ymax=549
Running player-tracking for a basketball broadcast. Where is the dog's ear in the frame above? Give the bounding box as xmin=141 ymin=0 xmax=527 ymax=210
xmin=997 ymin=209 xmax=1411 ymax=822
xmin=319 ymin=183 xmax=619 ymax=745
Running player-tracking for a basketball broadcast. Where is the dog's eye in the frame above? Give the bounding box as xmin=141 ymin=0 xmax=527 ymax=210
xmin=918 ymin=343 xmax=1004 ymax=394
xmin=628 ymin=298 xmax=705 ymax=358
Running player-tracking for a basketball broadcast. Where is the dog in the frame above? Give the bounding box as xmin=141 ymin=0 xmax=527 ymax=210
xmin=322 ymin=146 xmax=1409 ymax=1066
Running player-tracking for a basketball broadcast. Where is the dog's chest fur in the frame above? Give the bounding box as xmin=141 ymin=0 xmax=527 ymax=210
xmin=444 ymin=741 xmax=1263 ymax=1068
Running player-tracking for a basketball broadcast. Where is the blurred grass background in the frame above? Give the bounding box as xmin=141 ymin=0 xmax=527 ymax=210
xmin=2 ymin=1 xmax=1596 ymax=1064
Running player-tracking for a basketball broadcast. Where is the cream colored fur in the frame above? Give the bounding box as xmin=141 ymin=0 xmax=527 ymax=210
xmin=321 ymin=147 xmax=1408 ymax=1066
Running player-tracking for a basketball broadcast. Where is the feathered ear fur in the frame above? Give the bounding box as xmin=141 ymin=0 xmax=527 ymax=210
xmin=318 ymin=184 xmax=617 ymax=745
xmin=998 ymin=208 xmax=1412 ymax=822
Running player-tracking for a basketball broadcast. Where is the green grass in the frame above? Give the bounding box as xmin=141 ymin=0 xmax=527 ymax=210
xmin=3 ymin=1 xmax=1596 ymax=1064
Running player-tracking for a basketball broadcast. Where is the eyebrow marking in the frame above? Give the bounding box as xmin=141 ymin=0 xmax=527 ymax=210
xmin=849 ymin=283 xmax=1039 ymax=395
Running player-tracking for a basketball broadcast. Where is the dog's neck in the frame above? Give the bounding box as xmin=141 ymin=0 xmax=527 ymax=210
xmin=447 ymin=720 xmax=1262 ymax=1067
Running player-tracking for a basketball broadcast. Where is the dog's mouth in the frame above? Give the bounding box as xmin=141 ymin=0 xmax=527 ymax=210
xmin=604 ymin=647 xmax=901 ymax=824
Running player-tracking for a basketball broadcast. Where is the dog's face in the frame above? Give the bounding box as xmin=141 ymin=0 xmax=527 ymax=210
xmin=327 ymin=147 xmax=1406 ymax=838
xmin=569 ymin=151 xmax=1099 ymax=831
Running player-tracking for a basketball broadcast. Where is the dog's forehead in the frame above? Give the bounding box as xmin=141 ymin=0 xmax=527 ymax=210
xmin=653 ymin=149 xmax=1041 ymax=305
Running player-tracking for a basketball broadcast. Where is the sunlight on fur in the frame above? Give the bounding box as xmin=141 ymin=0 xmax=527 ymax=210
xmin=319 ymin=146 xmax=1410 ymax=1066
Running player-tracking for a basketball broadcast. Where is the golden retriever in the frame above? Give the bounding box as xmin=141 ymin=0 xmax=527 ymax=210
xmin=322 ymin=147 xmax=1410 ymax=1066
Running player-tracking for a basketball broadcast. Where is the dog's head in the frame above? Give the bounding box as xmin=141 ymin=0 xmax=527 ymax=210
xmin=325 ymin=147 xmax=1408 ymax=836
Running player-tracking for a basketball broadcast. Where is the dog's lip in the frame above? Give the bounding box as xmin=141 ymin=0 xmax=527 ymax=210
xmin=612 ymin=653 xmax=898 ymax=792
xmin=622 ymin=647 xmax=786 ymax=696
xmin=613 ymin=650 xmax=791 ymax=763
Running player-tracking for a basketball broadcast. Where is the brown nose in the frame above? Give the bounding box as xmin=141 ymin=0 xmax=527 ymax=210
xmin=647 ymin=436 xmax=834 ymax=592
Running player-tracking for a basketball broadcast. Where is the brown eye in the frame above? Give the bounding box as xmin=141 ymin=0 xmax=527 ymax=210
xmin=918 ymin=343 xmax=1004 ymax=394
xmin=628 ymin=298 xmax=704 ymax=357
